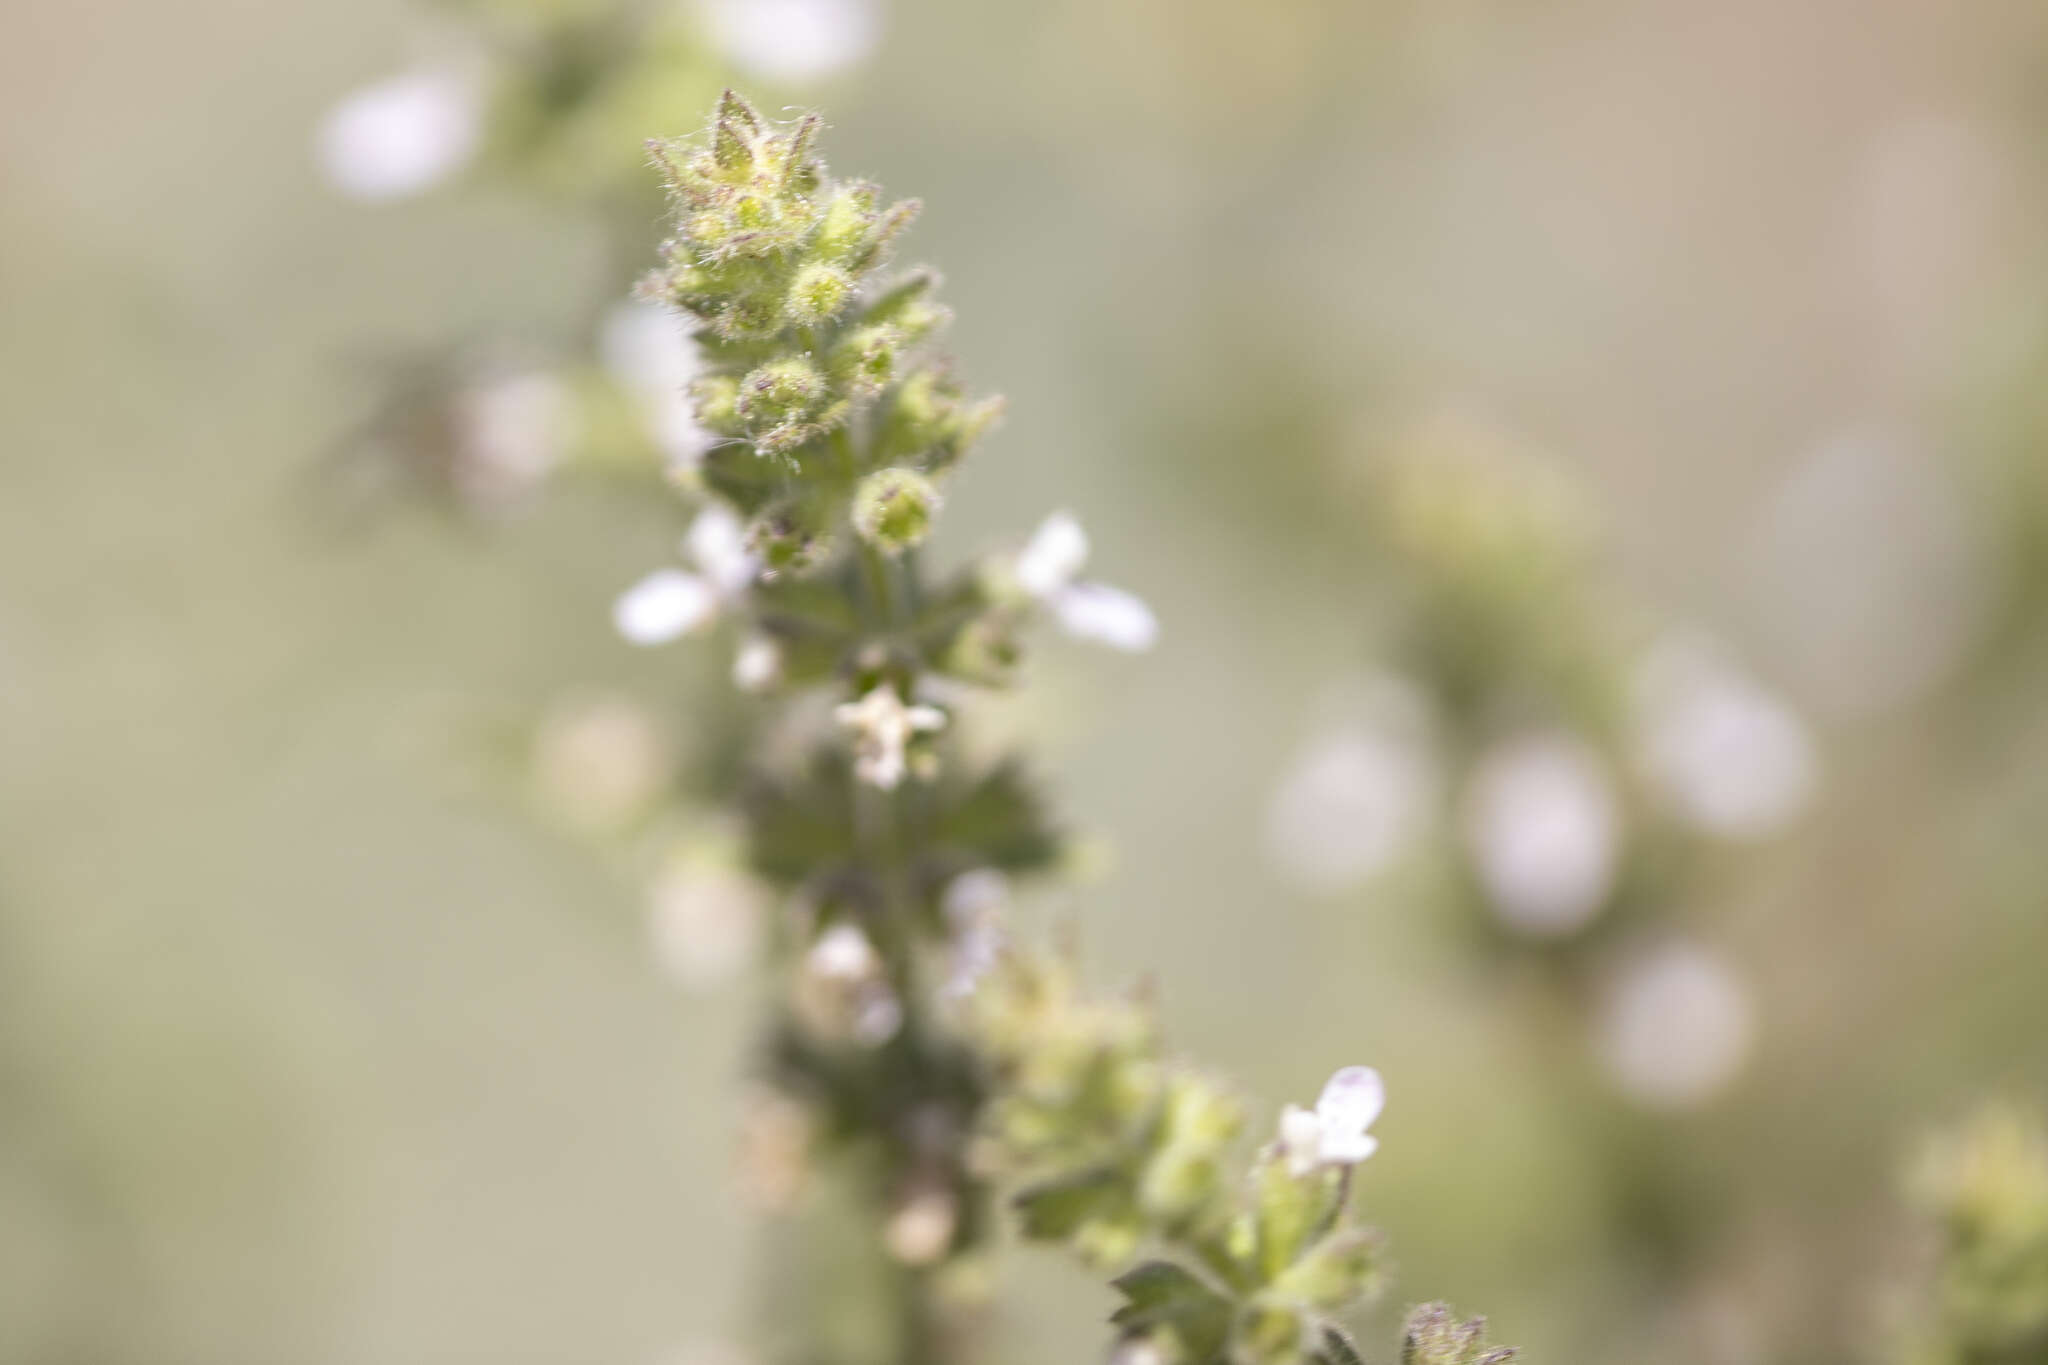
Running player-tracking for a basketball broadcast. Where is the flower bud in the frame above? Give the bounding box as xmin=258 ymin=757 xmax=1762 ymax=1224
xmin=746 ymin=503 xmax=836 ymax=578
xmin=737 ymin=357 xmax=825 ymax=427
xmin=852 ymin=468 xmax=941 ymax=555
xmin=814 ymin=182 xmax=880 ymax=263
xmin=785 ymin=261 xmax=854 ymax=328
xmin=690 ymin=373 xmax=742 ymax=431
xmin=831 ymin=324 xmax=900 ymax=399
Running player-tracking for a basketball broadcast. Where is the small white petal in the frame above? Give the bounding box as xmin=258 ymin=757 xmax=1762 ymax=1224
xmin=1322 ymin=1132 xmax=1379 ymax=1164
xmin=698 ymin=0 xmax=880 ymax=84
xmin=1051 ymin=582 xmax=1158 ymax=652
xmin=1016 ymin=511 xmax=1090 ymax=598
xmin=1277 ymin=1104 xmax=1324 ymax=1178
xmin=614 ymin=569 xmax=717 ymax=645
xmin=686 ymin=505 xmax=757 ymax=597
xmin=1315 ymin=1065 xmax=1385 ymax=1139
xmin=317 ymin=67 xmax=481 ymax=202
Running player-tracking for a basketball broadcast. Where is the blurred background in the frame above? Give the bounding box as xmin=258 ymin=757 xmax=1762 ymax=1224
xmin=5 ymin=0 xmax=2048 ymax=1362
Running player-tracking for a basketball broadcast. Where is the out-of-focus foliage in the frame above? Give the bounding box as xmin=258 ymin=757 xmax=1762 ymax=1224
xmin=1893 ymin=1103 xmax=2048 ymax=1365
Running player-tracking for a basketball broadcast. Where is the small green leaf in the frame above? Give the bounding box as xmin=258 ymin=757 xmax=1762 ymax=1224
xmin=1011 ymin=1166 xmax=1124 ymax=1239
xmin=1110 ymin=1260 xmax=1234 ymax=1361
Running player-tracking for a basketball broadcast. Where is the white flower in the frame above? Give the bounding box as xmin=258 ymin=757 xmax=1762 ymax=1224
xmin=600 ymin=300 xmax=711 ymax=473
xmin=1014 ymin=511 xmax=1158 ymax=652
xmin=1265 ymin=676 xmax=1438 ymax=894
xmin=834 ymin=685 xmax=946 ymax=790
xmin=731 ymin=634 xmax=784 ymax=692
xmin=1463 ymin=733 xmax=1618 ymax=938
xmin=939 ymin=868 xmax=1010 ymax=1000
xmin=851 ymin=986 xmax=904 ymax=1045
xmin=941 ymin=868 xmax=1010 ymax=924
xmin=807 ymin=922 xmax=881 ymax=981
xmin=1597 ymin=941 xmax=1756 ymax=1110
xmin=698 ymin=0 xmax=880 ymax=85
xmin=648 ymin=861 xmax=766 ymax=987
xmin=1276 ymin=1066 xmax=1384 ymax=1177
xmin=1633 ymin=633 xmax=1817 ymax=840
xmin=453 ymin=370 xmax=574 ymax=510
xmin=531 ymin=694 xmax=671 ymax=831
xmin=317 ymin=65 xmax=482 ymax=202
xmin=612 ymin=505 xmax=758 ymax=646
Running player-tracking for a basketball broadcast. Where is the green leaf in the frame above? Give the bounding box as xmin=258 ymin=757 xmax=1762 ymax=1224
xmin=1011 ymin=1166 xmax=1124 ymax=1239
xmin=1109 ymin=1260 xmax=1234 ymax=1361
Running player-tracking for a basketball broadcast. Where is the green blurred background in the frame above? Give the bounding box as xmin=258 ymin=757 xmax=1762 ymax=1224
xmin=6 ymin=1 xmax=2048 ymax=1362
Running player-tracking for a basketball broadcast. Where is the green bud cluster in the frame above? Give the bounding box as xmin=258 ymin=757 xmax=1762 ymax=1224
xmin=965 ymin=951 xmax=1387 ymax=1365
xmin=638 ymin=90 xmax=999 ymax=597
xmin=1896 ymin=1103 xmax=2048 ymax=1364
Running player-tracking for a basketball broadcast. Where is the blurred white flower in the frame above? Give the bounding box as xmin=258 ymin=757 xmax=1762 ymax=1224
xmin=531 ymin=694 xmax=672 ymax=831
xmin=731 ymin=634 xmax=784 ymax=693
xmin=648 ymin=860 xmax=766 ymax=987
xmin=1633 ymin=633 xmax=1817 ymax=840
xmin=807 ymin=922 xmax=881 ymax=981
xmin=798 ymin=926 xmax=901 ymax=1045
xmin=883 ymin=1179 xmax=957 ymax=1265
xmin=1265 ymin=676 xmax=1437 ymax=894
xmin=834 ymin=684 xmax=945 ymax=790
xmin=1463 ymin=733 xmax=1618 ymax=938
xmin=1015 ymin=511 xmax=1158 ymax=652
xmin=1597 ymin=941 xmax=1756 ymax=1110
xmin=941 ymin=867 xmax=1010 ymax=924
xmin=1109 ymin=1338 xmax=1169 ymax=1365
xmin=851 ymin=987 xmax=904 ymax=1045
xmin=940 ymin=867 xmax=1010 ymax=1000
xmin=451 ymin=370 xmax=573 ymax=510
xmin=601 ymin=299 xmax=711 ymax=473
xmin=317 ymin=65 xmax=482 ymax=201
xmin=1276 ymin=1065 xmax=1384 ymax=1177
xmin=698 ymin=0 xmax=880 ymax=85
xmin=613 ymin=505 xmax=758 ymax=645
xmin=1743 ymin=425 xmax=1986 ymax=719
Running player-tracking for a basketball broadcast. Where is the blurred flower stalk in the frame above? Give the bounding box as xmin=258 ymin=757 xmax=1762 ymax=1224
xmin=1268 ymin=418 xmax=1816 ymax=1113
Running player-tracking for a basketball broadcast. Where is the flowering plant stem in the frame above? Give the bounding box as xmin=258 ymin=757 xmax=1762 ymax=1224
xmin=602 ymin=91 xmax=1510 ymax=1365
